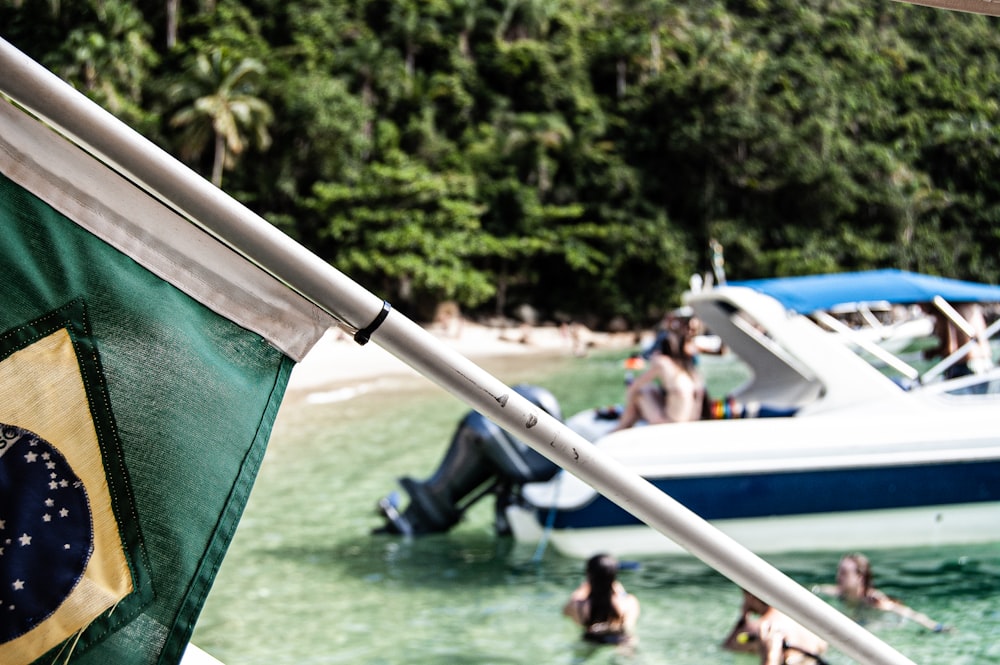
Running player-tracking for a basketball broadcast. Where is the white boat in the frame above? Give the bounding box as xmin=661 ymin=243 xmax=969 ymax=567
xmin=378 ymin=270 xmax=1000 ymax=557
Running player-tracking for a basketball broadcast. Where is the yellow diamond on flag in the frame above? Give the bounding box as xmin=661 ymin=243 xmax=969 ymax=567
xmin=0 ymin=327 xmax=133 ymax=665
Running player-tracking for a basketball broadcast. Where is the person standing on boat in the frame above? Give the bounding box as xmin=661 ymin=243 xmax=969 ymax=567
xmin=722 ymin=589 xmax=830 ymax=665
xmin=612 ymin=329 xmax=705 ymax=431
xmin=927 ymin=301 xmax=993 ymax=379
xmin=563 ymin=553 xmax=640 ymax=646
xmin=813 ymin=553 xmax=948 ymax=632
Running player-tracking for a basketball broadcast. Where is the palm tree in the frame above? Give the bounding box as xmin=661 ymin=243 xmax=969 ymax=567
xmin=169 ymin=50 xmax=273 ymax=187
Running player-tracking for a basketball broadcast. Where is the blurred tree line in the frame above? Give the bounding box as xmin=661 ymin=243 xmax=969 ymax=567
xmin=2 ymin=0 xmax=999 ymax=328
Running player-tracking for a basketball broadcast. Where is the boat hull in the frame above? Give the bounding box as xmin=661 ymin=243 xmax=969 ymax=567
xmin=507 ymin=501 xmax=1000 ymax=557
xmin=509 ymin=408 xmax=1000 ymax=557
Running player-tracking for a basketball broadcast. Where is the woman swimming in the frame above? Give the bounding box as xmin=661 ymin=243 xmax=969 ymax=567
xmin=563 ymin=553 xmax=640 ymax=645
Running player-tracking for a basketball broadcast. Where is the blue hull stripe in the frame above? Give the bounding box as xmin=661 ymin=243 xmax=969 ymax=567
xmin=547 ymin=460 xmax=1000 ymax=529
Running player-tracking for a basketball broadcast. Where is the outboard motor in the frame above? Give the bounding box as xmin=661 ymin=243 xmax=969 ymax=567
xmin=376 ymin=384 xmax=562 ymax=537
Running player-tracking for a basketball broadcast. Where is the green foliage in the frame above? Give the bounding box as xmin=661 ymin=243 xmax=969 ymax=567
xmin=0 ymin=0 xmax=160 ymax=130
xmin=307 ymin=151 xmax=495 ymax=314
xmin=4 ymin=0 xmax=1000 ymax=326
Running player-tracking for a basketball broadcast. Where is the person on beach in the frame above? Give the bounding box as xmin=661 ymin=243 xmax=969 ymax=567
xmin=722 ymin=589 xmax=829 ymax=665
xmin=563 ymin=553 xmax=640 ymax=646
xmin=813 ymin=553 xmax=948 ymax=632
xmin=612 ymin=329 xmax=705 ymax=431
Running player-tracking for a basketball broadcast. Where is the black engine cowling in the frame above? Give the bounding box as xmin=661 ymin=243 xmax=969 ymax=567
xmin=375 ymin=384 xmax=562 ymax=536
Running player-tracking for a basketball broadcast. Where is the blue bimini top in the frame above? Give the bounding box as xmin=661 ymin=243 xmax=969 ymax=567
xmin=730 ymin=269 xmax=1000 ymax=314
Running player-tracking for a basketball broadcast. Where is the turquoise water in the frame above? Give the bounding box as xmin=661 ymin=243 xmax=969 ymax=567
xmin=192 ymin=350 xmax=999 ymax=664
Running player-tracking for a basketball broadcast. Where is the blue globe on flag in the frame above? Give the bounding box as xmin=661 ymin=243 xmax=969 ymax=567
xmin=0 ymin=424 xmax=93 ymax=643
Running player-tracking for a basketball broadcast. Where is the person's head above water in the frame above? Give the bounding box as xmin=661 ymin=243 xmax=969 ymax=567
xmin=836 ymin=553 xmax=873 ymax=600
xmin=586 ymin=553 xmax=618 ymax=585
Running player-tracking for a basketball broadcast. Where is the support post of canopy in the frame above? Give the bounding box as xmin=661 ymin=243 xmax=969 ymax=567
xmin=0 ymin=37 xmax=916 ymax=665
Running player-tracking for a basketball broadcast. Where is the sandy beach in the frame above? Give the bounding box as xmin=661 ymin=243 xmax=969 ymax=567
xmin=287 ymin=321 xmax=640 ymax=394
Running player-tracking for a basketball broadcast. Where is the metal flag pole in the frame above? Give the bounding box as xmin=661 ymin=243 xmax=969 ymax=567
xmin=0 ymin=38 xmax=915 ymax=665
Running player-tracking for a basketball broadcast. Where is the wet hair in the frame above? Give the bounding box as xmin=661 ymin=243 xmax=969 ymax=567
xmin=841 ymin=553 xmax=874 ymax=591
xmin=585 ymin=553 xmax=620 ymax=624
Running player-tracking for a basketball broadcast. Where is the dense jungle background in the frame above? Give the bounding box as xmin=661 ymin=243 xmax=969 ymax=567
xmin=2 ymin=0 xmax=999 ymax=327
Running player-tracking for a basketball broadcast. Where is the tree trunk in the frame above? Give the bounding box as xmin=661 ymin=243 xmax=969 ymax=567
xmin=211 ymin=132 xmax=225 ymax=187
xmin=166 ymin=0 xmax=178 ymax=49
xmin=649 ymin=30 xmax=661 ymax=74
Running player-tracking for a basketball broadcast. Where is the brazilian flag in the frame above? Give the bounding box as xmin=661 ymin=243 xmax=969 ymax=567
xmin=0 ymin=79 xmax=330 ymax=663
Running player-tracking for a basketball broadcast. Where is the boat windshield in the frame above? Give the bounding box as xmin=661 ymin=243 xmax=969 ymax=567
xmin=689 ymin=284 xmax=1000 ymax=414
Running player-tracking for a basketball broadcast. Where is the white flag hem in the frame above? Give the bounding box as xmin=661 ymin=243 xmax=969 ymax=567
xmin=0 ymin=98 xmax=332 ymax=361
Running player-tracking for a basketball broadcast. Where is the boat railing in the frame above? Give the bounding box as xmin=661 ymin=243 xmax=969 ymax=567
xmin=813 ymin=296 xmax=1000 ymax=389
xmin=937 ymin=367 xmax=1000 ymax=396
xmin=811 ymin=309 xmax=921 ymax=381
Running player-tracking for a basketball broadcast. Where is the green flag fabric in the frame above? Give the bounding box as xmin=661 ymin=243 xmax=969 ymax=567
xmin=0 ymin=94 xmax=332 ymax=664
